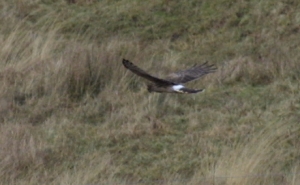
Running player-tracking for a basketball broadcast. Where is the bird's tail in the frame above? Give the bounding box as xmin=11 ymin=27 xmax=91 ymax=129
xmin=180 ymin=88 xmax=204 ymax=94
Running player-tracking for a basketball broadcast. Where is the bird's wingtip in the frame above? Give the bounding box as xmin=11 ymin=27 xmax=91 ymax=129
xmin=122 ymin=59 xmax=131 ymax=68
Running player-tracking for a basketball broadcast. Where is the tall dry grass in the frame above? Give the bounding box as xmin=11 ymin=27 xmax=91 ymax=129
xmin=0 ymin=0 xmax=299 ymax=184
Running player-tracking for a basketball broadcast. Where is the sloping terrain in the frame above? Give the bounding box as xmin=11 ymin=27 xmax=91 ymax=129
xmin=0 ymin=0 xmax=299 ymax=184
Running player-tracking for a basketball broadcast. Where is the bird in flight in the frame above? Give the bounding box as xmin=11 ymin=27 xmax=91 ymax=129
xmin=122 ymin=59 xmax=216 ymax=94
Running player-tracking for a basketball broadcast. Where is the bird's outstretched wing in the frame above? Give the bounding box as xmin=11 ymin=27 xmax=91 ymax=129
xmin=166 ymin=61 xmax=216 ymax=84
xmin=122 ymin=59 xmax=175 ymax=86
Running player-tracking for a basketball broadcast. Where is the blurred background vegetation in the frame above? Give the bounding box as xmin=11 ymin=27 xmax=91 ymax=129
xmin=0 ymin=0 xmax=299 ymax=184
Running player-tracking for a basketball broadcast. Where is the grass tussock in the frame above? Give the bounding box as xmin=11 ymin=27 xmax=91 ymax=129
xmin=0 ymin=0 xmax=300 ymax=184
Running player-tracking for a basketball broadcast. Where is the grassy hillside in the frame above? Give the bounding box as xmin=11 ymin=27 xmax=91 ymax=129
xmin=0 ymin=0 xmax=299 ymax=184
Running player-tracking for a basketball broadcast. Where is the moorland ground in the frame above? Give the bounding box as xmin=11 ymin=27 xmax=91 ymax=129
xmin=0 ymin=0 xmax=299 ymax=184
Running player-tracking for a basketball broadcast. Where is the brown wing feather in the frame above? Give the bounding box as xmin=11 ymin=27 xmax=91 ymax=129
xmin=122 ymin=59 xmax=176 ymax=86
xmin=166 ymin=61 xmax=216 ymax=84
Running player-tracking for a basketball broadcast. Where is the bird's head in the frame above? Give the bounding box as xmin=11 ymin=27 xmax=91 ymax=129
xmin=147 ymin=85 xmax=154 ymax=92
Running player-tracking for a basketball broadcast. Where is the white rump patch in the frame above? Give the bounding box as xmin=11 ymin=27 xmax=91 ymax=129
xmin=172 ymin=85 xmax=184 ymax=91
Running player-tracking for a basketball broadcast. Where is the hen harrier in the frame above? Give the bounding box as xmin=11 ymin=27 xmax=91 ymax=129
xmin=122 ymin=59 xmax=216 ymax=94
